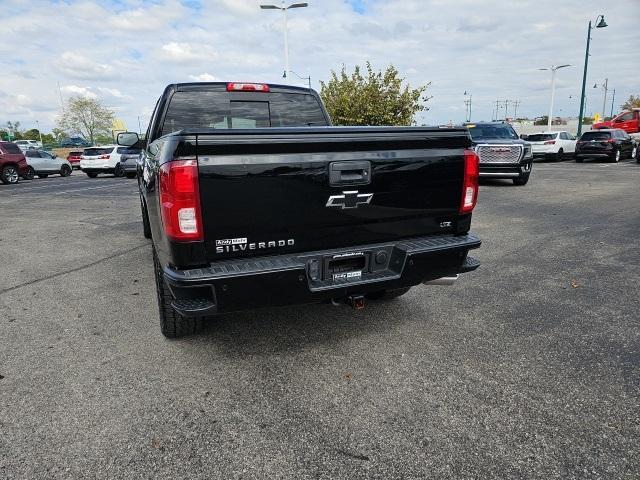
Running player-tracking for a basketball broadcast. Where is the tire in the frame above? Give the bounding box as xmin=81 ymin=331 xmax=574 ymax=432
xmin=366 ymin=287 xmax=411 ymax=301
xmin=153 ymin=247 xmax=204 ymax=338
xmin=631 ymin=146 xmax=637 ymax=160
xmin=140 ymin=195 xmax=152 ymax=239
xmin=37 ymin=174 xmax=48 ymax=179
xmin=555 ymin=148 xmax=564 ymax=162
xmin=611 ymin=149 xmax=621 ymax=163
xmin=114 ymin=163 xmax=124 ymax=177
xmin=86 ymin=172 xmax=98 ymax=178
xmin=126 ymin=172 xmax=137 ymax=179
xmin=24 ymin=166 xmax=35 ymax=180
xmin=1 ymin=165 xmax=20 ymax=184
xmin=60 ymin=164 xmax=72 ymax=177
xmin=513 ymin=172 xmax=530 ymax=186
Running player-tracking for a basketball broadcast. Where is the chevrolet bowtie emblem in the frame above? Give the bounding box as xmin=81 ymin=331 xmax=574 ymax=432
xmin=326 ymin=190 xmax=374 ymax=209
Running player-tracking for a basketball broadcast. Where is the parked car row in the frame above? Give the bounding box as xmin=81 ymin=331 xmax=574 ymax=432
xmin=0 ymin=139 xmax=142 ymax=185
xmin=522 ymin=128 xmax=638 ymax=164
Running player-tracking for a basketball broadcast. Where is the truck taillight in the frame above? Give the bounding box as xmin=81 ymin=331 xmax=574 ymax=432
xmin=159 ymin=159 xmax=203 ymax=241
xmin=226 ymin=82 xmax=270 ymax=92
xmin=460 ymin=149 xmax=479 ymax=214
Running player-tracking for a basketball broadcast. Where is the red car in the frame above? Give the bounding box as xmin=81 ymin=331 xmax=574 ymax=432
xmin=0 ymin=141 xmax=30 ymax=184
xmin=66 ymin=150 xmax=83 ymax=169
xmin=593 ymin=108 xmax=640 ymax=134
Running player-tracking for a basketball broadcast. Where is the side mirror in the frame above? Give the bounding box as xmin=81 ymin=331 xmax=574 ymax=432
xmin=117 ymin=131 xmax=139 ymax=147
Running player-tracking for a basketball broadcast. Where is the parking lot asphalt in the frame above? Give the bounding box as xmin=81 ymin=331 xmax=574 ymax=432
xmin=1 ymin=160 xmax=639 ymax=479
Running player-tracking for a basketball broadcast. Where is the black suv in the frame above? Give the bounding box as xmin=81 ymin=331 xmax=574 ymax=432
xmin=465 ymin=122 xmax=533 ymax=186
xmin=575 ymin=129 xmax=637 ymax=163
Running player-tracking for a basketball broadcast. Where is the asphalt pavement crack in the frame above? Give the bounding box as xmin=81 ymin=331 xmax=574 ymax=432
xmin=0 ymin=243 xmax=149 ymax=296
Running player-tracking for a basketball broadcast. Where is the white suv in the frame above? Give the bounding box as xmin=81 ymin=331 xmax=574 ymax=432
xmin=527 ymin=131 xmax=577 ymax=161
xmin=80 ymin=145 xmax=128 ymax=178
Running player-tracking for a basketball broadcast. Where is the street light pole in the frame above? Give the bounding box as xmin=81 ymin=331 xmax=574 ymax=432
xmin=540 ymin=64 xmax=570 ymax=130
xmin=35 ymin=120 xmax=43 ymax=145
xmin=577 ymin=15 xmax=607 ymax=136
xmin=463 ymin=91 xmax=472 ymax=122
xmin=288 ymin=70 xmax=311 ymax=89
xmin=260 ymin=2 xmax=308 ymax=82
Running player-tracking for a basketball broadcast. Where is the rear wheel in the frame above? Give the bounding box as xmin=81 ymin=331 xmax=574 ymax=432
xmin=114 ymin=163 xmax=124 ymax=177
xmin=24 ymin=166 xmax=35 ymax=180
xmin=1 ymin=165 xmax=20 ymax=184
xmin=37 ymin=174 xmax=48 ymax=179
xmin=86 ymin=172 xmax=98 ymax=178
xmin=366 ymin=287 xmax=411 ymax=301
xmin=60 ymin=164 xmax=72 ymax=177
xmin=153 ymin=247 xmax=204 ymax=338
xmin=555 ymin=148 xmax=564 ymax=162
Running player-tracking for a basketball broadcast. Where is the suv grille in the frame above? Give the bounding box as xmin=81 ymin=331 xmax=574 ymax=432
xmin=477 ymin=145 xmax=522 ymax=164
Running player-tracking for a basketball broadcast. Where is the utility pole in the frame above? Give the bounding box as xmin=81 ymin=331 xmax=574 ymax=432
xmin=503 ymin=99 xmax=511 ymax=120
xmin=494 ymin=99 xmax=501 ymax=121
xmin=512 ymin=100 xmax=521 ymax=119
xmin=610 ymin=89 xmax=616 ymax=118
xmin=601 ymin=78 xmax=608 ymax=119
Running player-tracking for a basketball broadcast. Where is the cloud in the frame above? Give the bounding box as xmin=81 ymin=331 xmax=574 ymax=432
xmin=159 ymin=42 xmax=216 ymax=63
xmin=60 ymin=85 xmax=98 ymax=100
xmin=57 ymin=52 xmax=116 ymax=80
xmin=189 ymin=73 xmax=219 ymax=82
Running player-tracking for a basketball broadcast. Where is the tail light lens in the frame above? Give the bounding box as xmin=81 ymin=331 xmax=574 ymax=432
xmin=99 ymin=155 xmax=110 ymax=159
xmin=544 ymin=140 xmax=556 ymax=144
xmin=159 ymin=159 xmax=203 ymax=241
xmin=460 ymin=149 xmax=479 ymax=214
xmin=606 ymin=138 xmax=616 ymax=143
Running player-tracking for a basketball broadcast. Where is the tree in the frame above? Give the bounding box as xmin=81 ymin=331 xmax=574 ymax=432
xmin=22 ymin=129 xmax=41 ymax=141
xmin=57 ymin=96 xmax=115 ymax=145
xmin=621 ymin=94 xmax=640 ymax=111
xmin=5 ymin=121 xmax=22 ymax=140
xmin=320 ymin=62 xmax=430 ymax=126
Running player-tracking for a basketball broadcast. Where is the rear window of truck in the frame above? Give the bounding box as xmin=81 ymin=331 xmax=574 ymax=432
xmin=161 ymin=91 xmax=328 ymax=135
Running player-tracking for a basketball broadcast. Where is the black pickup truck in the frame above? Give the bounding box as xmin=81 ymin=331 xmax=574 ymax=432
xmin=118 ymin=82 xmax=481 ymax=337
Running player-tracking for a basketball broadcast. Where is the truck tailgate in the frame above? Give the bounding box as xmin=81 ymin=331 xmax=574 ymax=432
xmin=195 ymin=127 xmax=470 ymax=261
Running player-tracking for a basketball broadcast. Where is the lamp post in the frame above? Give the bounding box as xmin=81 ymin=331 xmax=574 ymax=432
xmin=35 ymin=120 xmax=43 ymax=146
xmin=463 ymin=91 xmax=472 ymax=122
xmin=593 ymin=78 xmax=609 ymax=119
xmin=287 ymin=70 xmax=311 ymax=89
xmin=260 ymin=2 xmax=308 ymax=82
xmin=577 ymin=15 xmax=607 ymax=136
xmin=539 ymin=64 xmax=571 ymax=130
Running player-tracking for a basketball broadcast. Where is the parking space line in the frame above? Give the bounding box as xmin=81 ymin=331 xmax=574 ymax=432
xmin=50 ymin=184 xmax=134 ymax=195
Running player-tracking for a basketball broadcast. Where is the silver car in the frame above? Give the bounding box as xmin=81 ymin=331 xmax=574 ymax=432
xmin=119 ymin=148 xmax=142 ymax=179
xmin=24 ymin=150 xmax=73 ymax=179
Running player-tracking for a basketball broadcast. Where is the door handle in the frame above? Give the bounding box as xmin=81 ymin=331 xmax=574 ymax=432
xmin=329 ymin=161 xmax=371 ymax=186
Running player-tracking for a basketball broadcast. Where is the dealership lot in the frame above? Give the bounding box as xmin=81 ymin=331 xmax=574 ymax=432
xmin=1 ymin=161 xmax=639 ymax=478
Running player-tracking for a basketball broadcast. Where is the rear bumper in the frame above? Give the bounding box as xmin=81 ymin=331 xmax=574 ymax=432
xmin=121 ymin=162 xmax=137 ymax=172
xmin=575 ymin=152 xmax=612 ymax=158
xmin=162 ymin=233 xmax=481 ymax=316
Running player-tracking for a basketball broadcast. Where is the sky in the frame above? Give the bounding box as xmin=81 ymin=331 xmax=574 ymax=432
xmin=1 ymin=0 xmax=639 ymax=134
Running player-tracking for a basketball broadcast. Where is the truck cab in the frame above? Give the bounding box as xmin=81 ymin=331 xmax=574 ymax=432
xmin=592 ymin=109 xmax=640 ymax=135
